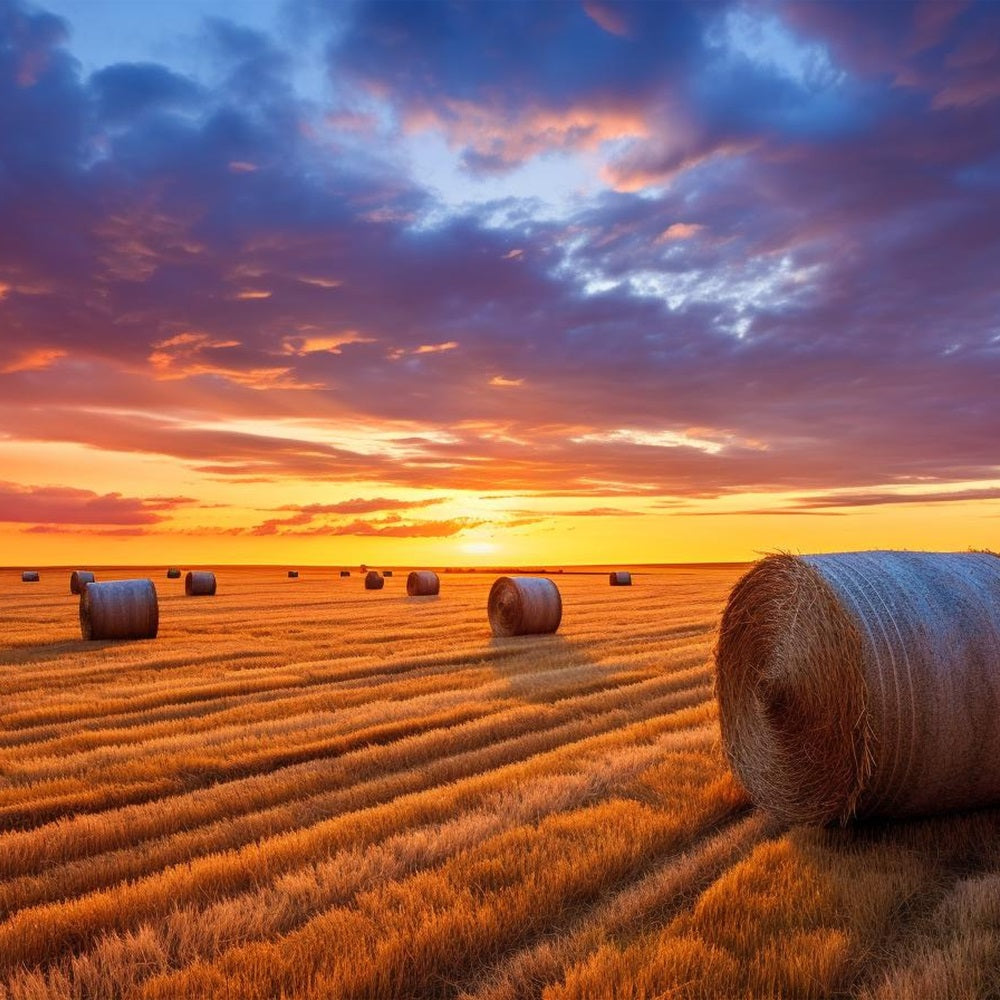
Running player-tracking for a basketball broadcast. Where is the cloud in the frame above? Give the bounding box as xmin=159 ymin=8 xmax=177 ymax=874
xmin=0 ymin=481 xmax=193 ymax=526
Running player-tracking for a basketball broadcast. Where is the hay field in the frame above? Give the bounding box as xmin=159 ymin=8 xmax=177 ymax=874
xmin=1 ymin=566 xmax=998 ymax=1000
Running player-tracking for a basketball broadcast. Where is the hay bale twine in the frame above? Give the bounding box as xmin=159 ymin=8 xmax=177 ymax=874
xmin=21 ymin=571 xmax=39 ymax=582
xmin=185 ymin=571 xmax=217 ymax=596
xmin=407 ymin=570 xmax=440 ymax=596
xmin=488 ymin=576 xmax=562 ymax=637
xmin=287 ymin=570 xmax=299 ymax=578
xmin=609 ymin=571 xmax=632 ymax=586
xmin=715 ymin=550 xmax=1000 ymax=826
xmin=80 ymin=579 xmax=158 ymax=640
xmin=166 ymin=568 xmax=181 ymax=579
xmin=70 ymin=570 xmax=96 ymax=594
xmin=365 ymin=570 xmax=384 ymax=590
xmin=340 ymin=570 xmax=351 ymax=578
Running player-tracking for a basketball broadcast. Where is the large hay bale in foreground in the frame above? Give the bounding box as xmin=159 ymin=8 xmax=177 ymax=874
xmin=70 ymin=570 xmax=96 ymax=594
xmin=185 ymin=571 xmax=217 ymax=596
xmin=166 ymin=568 xmax=181 ymax=579
xmin=21 ymin=571 xmax=39 ymax=582
xmin=365 ymin=571 xmax=384 ymax=590
xmin=488 ymin=576 xmax=562 ymax=637
xmin=80 ymin=579 xmax=158 ymax=640
xmin=715 ymin=550 xmax=1000 ymax=826
xmin=609 ymin=571 xmax=632 ymax=586
xmin=407 ymin=570 xmax=440 ymax=596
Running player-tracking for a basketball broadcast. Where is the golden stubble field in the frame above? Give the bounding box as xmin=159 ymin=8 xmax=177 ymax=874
xmin=1 ymin=566 xmax=998 ymax=1000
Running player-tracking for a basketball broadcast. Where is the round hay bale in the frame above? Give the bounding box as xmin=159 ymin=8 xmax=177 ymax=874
xmin=407 ymin=570 xmax=440 ymax=596
xmin=383 ymin=570 xmax=393 ymax=577
xmin=488 ymin=576 xmax=562 ymax=637
xmin=70 ymin=570 xmax=96 ymax=594
xmin=609 ymin=571 xmax=632 ymax=586
xmin=340 ymin=570 xmax=351 ymax=578
xmin=715 ymin=550 xmax=1000 ymax=826
xmin=166 ymin=568 xmax=181 ymax=579
xmin=80 ymin=579 xmax=158 ymax=640
xmin=287 ymin=570 xmax=299 ymax=578
xmin=365 ymin=571 xmax=384 ymax=590
xmin=185 ymin=571 xmax=217 ymax=596
xmin=21 ymin=571 xmax=39 ymax=582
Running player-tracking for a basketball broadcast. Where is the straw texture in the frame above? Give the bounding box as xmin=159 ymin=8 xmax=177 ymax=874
xmin=609 ymin=571 xmax=632 ymax=586
xmin=80 ymin=579 xmax=159 ymax=640
xmin=407 ymin=570 xmax=440 ymax=596
xmin=364 ymin=571 xmax=384 ymax=590
xmin=185 ymin=571 xmax=217 ymax=596
xmin=70 ymin=570 xmax=96 ymax=594
xmin=487 ymin=576 xmax=562 ymax=637
xmin=715 ymin=550 xmax=1000 ymax=825
xmin=21 ymin=571 xmax=39 ymax=582
xmin=166 ymin=568 xmax=181 ymax=579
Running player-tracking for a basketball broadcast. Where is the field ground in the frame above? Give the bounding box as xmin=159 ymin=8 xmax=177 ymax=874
xmin=1 ymin=565 xmax=998 ymax=999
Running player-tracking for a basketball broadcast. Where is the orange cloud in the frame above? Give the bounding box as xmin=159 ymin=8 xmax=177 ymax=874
xmin=0 ymin=348 xmax=67 ymax=374
xmin=490 ymin=375 xmax=524 ymax=387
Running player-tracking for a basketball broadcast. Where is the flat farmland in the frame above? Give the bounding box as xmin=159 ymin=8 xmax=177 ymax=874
xmin=1 ymin=566 xmax=998 ymax=999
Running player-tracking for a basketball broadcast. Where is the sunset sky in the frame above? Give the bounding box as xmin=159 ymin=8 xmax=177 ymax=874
xmin=1 ymin=0 xmax=998 ymax=566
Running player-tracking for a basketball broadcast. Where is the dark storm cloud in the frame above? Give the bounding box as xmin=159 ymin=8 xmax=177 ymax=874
xmin=0 ymin=0 xmax=997 ymax=506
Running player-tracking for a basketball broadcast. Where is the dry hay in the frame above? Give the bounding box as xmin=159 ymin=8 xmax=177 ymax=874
xmin=185 ymin=571 xmax=217 ymax=596
xmin=340 ymin=570 xmax=351 ymax=578
xmin=609 ymin=571 xmax=632 ymax=586
xmin=407 ymin=570 xmax=440 ymax=596
xmin=287 ymin=570 xmax=299 ymax=578
xmin=365 ymin=571 xmax=385 ymax=590
xmin=487 ymin=576 xmax=562 ymax=637
xmin=80 ymin=579 xmax=159 ymax=640
xmin=166 ymin=568 xmax=182 ymax=579
xmin=383 ymin=570 xmax=394 ymax=577
xmin=70 ymin=570 xmax=96 ymax=594
xmin=715 ymin=550 xmax=1000 ymax=825
xmin=21 ymin=571 xmax=39 ymax=583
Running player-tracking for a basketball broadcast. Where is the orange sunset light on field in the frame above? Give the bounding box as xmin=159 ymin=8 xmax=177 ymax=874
xmin=1 ymin=0 xmax=997 ymax=566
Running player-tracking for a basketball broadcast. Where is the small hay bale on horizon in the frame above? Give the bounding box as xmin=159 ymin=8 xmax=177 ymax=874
xmin=365 ymin=570 xmax=384 ymax=590
xmin=715 ymin=549 xmax=1000 ymax=826
xmin=287 ymin=570 xmax=299 ymax=578
xmin=166 ymin=568 xmax=181 ymax=579
xmin=185 ymin=571 xmax=217 ymax=596
xmin=609 ymin=571 xmax=632 ymax=586
xmin=340 ymin=570 xmax=351 ymax=578
xmin=21 ymin=571 xmax=39 ymax=583
xmin=488 ymin=576 xmax=562 ymax=637
xmin=70 ymin=570 xmax=96 ymax=594
xmin=407 ymin=570 xmax=440 ymax=596
xmin=383 ymin=570 xmax=393 ymax=577
xmin=80 ymin=579 xmax=159 ymax=641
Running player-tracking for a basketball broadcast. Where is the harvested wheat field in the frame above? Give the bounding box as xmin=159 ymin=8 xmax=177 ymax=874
xmin=1 ymin=565 xmax=999 ymax=1000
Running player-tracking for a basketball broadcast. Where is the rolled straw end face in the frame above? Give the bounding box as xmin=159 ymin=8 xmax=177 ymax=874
xmin=185 ymin=571 xmax=217 ymax=596
xmin=80 ymin=579 xmax=159 ymax=641
xmin=364 ymin=571 xmax=384 ymax=590
xmin=715 ymin=555 xmax=871 ymax=826
xmin=488 ymin=576 xmax=562 ymax=637
xmin=70 ymin=570 xmax=96 ymax=594
xmin=407 ymin=571 xmax=440 ymax=596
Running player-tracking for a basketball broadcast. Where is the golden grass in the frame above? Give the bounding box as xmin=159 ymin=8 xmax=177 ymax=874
xmin=1 ymin=566 xmax=998 ymax=999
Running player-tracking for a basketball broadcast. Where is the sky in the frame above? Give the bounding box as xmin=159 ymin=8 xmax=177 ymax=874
xmin=1 ymin=0 xmax=998 ymax=567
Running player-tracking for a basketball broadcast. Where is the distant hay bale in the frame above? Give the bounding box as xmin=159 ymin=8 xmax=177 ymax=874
xmin=340 ymin=570 xmax=351 ymax=578
xmin=383 ymin=570 xmax=393 ymax=577
xmin=21 ymin=571 xmax=39 ymax=583
xmin=70 ymin=571 xmax=96 ymax=594
xmin=488 ymin=576 xmax=562 ymax=637
xmin=80 ymin=579 xmax=158 ymax=640
xmin=166 ymin=568 xmax=181 ymax=579
xmin=715 ymin=550 xmax=1000 ymax=826
xmin=365 ymin=571 xmax=384 ymax=590
xmin=407 ymin=570 xmax=440 ymax=596
xmin=185 ymin=571 xmax=217 ymax=596
xmin=287 ymin=570 xmax=299 ymax=578
xmin=609 ymin=571 xmax=632 ymax=586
